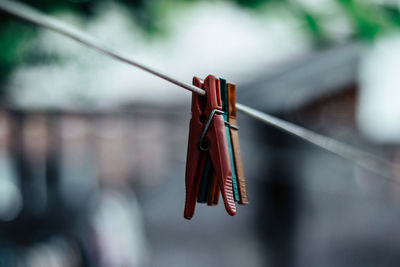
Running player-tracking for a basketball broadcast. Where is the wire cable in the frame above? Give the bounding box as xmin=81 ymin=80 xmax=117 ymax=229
xmin=236 ymin=104 xmax=395 ymax=179
xmin=0 ymin=0 xmax=397 ymax=179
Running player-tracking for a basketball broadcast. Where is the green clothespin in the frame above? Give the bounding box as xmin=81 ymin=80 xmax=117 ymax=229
xmin=197 ymin=157 xmax=212 ymax=203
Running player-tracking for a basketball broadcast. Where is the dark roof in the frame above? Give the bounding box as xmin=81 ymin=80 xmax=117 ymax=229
xmin=237 ymin=42 xmax=363 ymax=113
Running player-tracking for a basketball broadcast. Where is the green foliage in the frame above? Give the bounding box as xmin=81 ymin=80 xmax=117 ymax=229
xmin=0 ymin=21 xmax=36 ymax=88
xmin=1 ymin=0 xmax=400 ymax=89
xmin=336 ymin=0 xmax=396 ymax=40
xmin=233 ymin=0 xmax=271 ymax=8
xmin=0 ymin=0 xmax=97 ymax=90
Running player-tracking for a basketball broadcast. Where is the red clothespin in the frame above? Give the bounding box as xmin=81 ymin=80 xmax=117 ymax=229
xmin=184 ymin=75 xmax=236 ymax=219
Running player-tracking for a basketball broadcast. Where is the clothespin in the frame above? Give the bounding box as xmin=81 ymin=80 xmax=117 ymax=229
xmin=184 ymin=75 xmax=236 ymax=219
xmin=227 ymin=82 xmax=249 ymax=204
xmin=197 ymin=79 xmax=239 ymax=206
xmin=220 ymin=78 xmax=240 ymax=202
xmin=201 ymin=79 xmax=248 ymax=206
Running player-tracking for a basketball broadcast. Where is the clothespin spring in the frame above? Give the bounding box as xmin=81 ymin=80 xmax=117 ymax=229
xmin=224 ymin=121 xmax=239 ymax=131
xmin=198 ymin=109 xmax=224 ymax=151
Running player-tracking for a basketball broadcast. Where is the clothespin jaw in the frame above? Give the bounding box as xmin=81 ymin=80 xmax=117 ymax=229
xmin=184 ymin=75 xmax=236 ymax=219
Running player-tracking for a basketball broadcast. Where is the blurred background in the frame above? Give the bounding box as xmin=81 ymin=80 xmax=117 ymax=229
xmin=1 ymin=0 xmax=400 ymax=266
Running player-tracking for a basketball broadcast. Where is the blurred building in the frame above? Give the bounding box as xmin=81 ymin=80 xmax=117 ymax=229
xmin=2 ymin=1 xmax=400 ymax=267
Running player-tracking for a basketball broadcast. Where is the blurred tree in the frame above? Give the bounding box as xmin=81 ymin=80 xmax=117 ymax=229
xmin=337 ymin=0 xmax=396 ymax=39
xmin=0 ymin=0 xmax=399 ymax=95
xmin=0 ymin=0 xmax=94 ymax=96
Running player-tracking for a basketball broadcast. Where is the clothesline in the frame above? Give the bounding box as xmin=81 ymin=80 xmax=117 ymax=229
xmin=0 ymin=0 xmax=396 ymax=179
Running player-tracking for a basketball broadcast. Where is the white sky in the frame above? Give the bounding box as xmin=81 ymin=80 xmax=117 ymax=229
xmin=358 ymin=34 xmax=400 ymax=143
